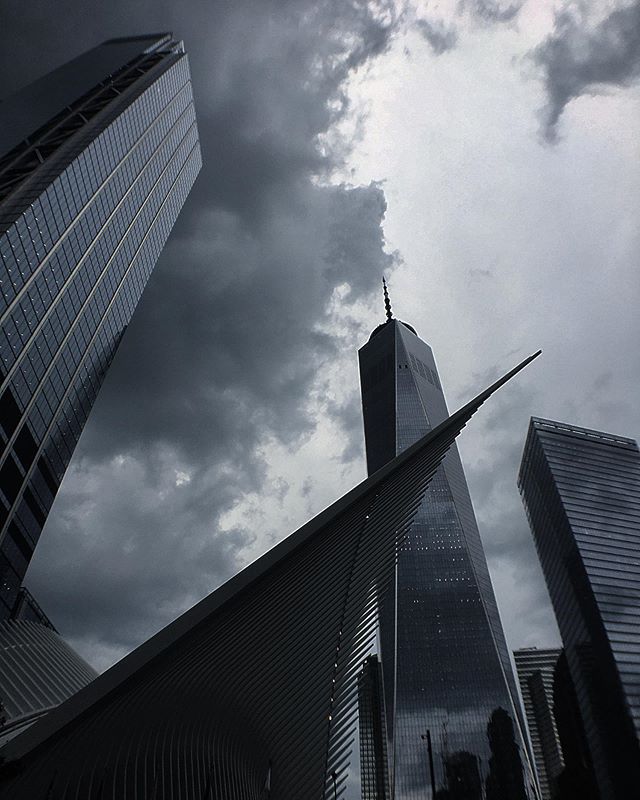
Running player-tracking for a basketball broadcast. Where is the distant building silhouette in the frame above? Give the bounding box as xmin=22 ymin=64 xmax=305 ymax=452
xmin=441 ymin=750 xmax=482 ymax=800
xmin=552 ymin=650 xmax=599 ymax=800
xmin=0 ymin=353 xmax=538 ymax=799
xmin=485 ymin=708 xmax=529 ymax=800
xmin=518 ymin=418 xmax=640 ymax=799
xmin=0 ymin=34 xmax=201 ymax=619
xmin=514 ymin=647 xmax=563 ymax=799
xmin=358 ymin=287 xmax=537 ymax=798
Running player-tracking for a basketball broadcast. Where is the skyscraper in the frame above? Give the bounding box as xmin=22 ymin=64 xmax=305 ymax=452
xmin=514 ymin=647 xmax=564 ymax=799
xmin=0 ymin=352 xmax=538 ymax=799
xmin=358 ymin=285 xmax=537 ymax=799
xmin=552 ymin=650 xmax=599 ymax=800
xmin=0 ymin=34 xmax=201 ymax=618
xmin=518 ymin=417 xmax=640 ymax=799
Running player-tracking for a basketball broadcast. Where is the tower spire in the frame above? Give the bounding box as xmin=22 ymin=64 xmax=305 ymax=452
xmin=382 ymin=276 xmax=393 ymax=322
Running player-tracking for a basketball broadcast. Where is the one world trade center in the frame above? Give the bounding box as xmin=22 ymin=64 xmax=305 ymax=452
xmin=358 ymin=281 xmax=538 ymax=800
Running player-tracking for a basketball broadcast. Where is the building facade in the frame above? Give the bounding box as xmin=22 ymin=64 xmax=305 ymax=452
xmin=0 ymin=353 xmax=537 ymax=799
xmin=0 ymin=619 xmax=97 ymax=746
xmin=518 ymin=417 xmax=640 ymax=799
xmin=7 ymin=585 xmax=55 ymax=628
xmin=514 ymin=647 xmax=564 ymax=799
xmin=358 ymin=305 xmax=537 ymax=799
xmin=0 ymin=34 xmax=201 ymax=618
xmin=358 ymin=654 xmax=391 ymax=800
xmin=552 ymin=650 xmax=599 ymax=800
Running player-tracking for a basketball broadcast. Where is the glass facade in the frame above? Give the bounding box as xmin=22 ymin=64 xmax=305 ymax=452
xmin=359 ymin=319 xmax=537 ymax=800
xmin=552 ymin=650 xmax=599 ymax=800
xmin=0 ymin=620 xmax=97 ymax=746
xmin=0 ymin=35 xmax=201 ymax=619
xmin=9 ymin=585 xmax=56 ymax=630
xmin=359 ymin=654 xmax=391 ymax=800
xmin=518 ymin=418 xmax=640 ymax=799
xmin=513 ymin=648 xmax=564 ymax=800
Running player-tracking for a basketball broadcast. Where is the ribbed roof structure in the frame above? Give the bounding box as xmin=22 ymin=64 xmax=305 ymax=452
xmin=0 ymin=352 xmax=539 ymax=800
xmin=0 ymin=621 xmax=97 ymax=746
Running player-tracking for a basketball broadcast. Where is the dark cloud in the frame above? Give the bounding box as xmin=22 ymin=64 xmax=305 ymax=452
xmin=327 ymin=390 xmax=367 ymax=464
xmin=81 ymin=180 xmax=393 ymax=465
xmin=414 ymin=0 xmax=523 ymax=54
xmin=459 ymin=0 xmax=525 ymax=24
xmin=36 ymin=453 xmax=255 ymax=666
xmin=0 ymin=0 xmax=400 ymax=669
xmin=415 ymin=18 xmax=459 ymax=55
xmin=532 ymin=1 xmax=640 ymax=142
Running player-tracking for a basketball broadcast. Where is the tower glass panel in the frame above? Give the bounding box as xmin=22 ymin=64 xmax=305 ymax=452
xmin=359 ymin=654 xmax=391 ymax=800
xmin=518 ymin=417 xmax=640 ymax=799
xmin=0 ymin=34 xmax=201 ymax=618
xmin=359 ymin=318 xmax=536 ymax=799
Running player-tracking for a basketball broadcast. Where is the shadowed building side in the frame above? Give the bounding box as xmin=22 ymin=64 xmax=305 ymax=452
xmin=552 ymin=650 xmax=599 ymax=800
xmin=0 ymin=353 xmax=539 ymax=800
xmin=518 ymin=418 xmax=640 ymax=800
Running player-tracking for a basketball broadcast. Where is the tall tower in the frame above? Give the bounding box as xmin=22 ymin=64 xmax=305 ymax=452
xmin=552 ymin=650 xmax=599 ymax=800
xmin=518 ymin=417 xmax=640 ymax=799
xmin=358 ymin=283 xmax=536 ymax=799
xmin=513 ymin=647 xmax=564 ymax=799
xmin=0 ymin=34 xmax=201 ymax=618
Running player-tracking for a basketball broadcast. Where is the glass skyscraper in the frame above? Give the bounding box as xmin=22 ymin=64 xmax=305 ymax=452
xmin=552 ymin=649 xmax=599 ymax=799
xmin=0 ymin=34 xmax=201 ymax=619
xmin=358 ymin=301 xmax=536 ymax=799
xmin=518 ymin=417 xmax=640 ymax=799
xmin=513 ymin=647 xmax=564 ymax=800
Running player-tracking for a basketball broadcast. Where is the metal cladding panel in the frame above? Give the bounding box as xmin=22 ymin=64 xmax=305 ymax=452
xmin=0 ymin=353 xmax=539 ymax=799
xmin=0 ymin=620 xmax=97 ymax=749
xmin=518 ymin=418 xmax=640 ymax=799
xmin=0 ymin=40 xmax=201 ymax=619
xmin=0 ymin=621 xmax=97 ymax=722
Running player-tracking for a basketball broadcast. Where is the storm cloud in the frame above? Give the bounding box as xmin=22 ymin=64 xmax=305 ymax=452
xmin=1 ymin=0 xmax=400 ymax=669
xmin=532 ymin=1 xmax=640 ymax=142
xmin=2 ymin=0 xmax=638 ymax=702
xmin=459 ymin=0 xmax=525 ymax=24
xmin=413 ymin=0 xmax=525 ymax=55
xmin=416 ymin=18 xmax=459 ymax=55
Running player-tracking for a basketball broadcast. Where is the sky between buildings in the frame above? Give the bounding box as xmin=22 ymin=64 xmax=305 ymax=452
xmin=1 ymin=0 xmax=638 ymax=674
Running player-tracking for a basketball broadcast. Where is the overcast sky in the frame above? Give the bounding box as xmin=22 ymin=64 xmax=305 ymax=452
xmin=1 ymin=0 xmax=638 ymax=708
